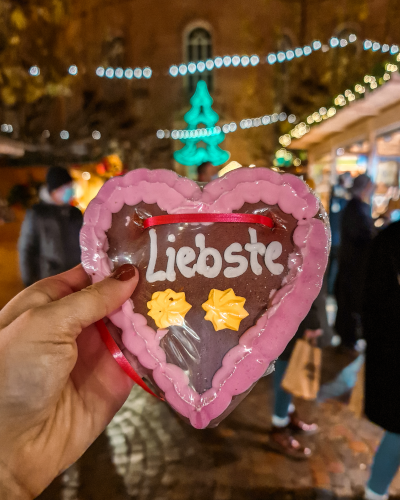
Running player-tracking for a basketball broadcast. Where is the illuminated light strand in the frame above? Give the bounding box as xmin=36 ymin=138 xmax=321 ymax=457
xmin=156 ymin=113 xmax=296 ymax=139
xmin=281 ymin=70 xmax=392 ymax=147
xmin=96 ymin=66 xmax=152 ymax=79
xmin=28 ymin=36 xmax=400 ymax=80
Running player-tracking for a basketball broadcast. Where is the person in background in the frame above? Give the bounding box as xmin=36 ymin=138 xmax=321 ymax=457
xmin=18 ymin=166 xmax=83 ymax=287
xmin=327 ymin=172 xmax=352 ymax=295
xmin=197 ymin=161 xmax=217 ymax=182
xmin=334 ymin=174 xmax=375 ymax=351
xmin=362 ymin=220 xmax=400 ymax=500
xmin=269 ymin=282 xmax=332 ymax=459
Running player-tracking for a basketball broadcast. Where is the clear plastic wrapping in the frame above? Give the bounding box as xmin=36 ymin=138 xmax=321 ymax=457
xmin=81 ymin=168 xmax=330 ymax=428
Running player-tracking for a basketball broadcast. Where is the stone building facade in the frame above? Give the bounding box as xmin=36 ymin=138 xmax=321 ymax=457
xmin=8 ymin=0 xmax=400 ymax=175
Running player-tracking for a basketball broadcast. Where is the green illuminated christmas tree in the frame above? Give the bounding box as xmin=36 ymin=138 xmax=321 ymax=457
xmin=174 ymin=80 xmax=230 ymax=174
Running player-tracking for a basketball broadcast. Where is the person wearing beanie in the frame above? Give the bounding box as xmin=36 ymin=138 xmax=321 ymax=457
xmin=18 ymin=166 xmax=83 ymax=286
xmin=334 ymin=173 xmax=376 ymax=350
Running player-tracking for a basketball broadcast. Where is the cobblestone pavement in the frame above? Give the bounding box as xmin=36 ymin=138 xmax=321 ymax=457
xmin=37 ymin=363 xmax=400 ymax=500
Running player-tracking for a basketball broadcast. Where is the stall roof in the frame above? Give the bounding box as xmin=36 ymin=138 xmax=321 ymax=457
xmin=290 ymin=74 xmax=400 ymax=150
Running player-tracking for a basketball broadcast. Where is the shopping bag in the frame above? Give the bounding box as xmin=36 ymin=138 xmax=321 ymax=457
xmin=348 ymin=361 xmax=365 ymax=418
xmin=281 ymin=339 xmax=322 ymax=400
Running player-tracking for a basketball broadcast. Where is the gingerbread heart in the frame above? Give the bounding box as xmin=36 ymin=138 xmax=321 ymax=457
xmin=81 ymin=168 xmax=330 ymax=428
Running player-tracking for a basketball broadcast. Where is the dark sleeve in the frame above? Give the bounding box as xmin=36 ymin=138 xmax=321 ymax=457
xmin=18 ymin=209 xmax=40 ymax=286
xmin=362 ymin=226 xmax=400 ymax=339
xmin=342 ymin=202 xmax=374 ymax=247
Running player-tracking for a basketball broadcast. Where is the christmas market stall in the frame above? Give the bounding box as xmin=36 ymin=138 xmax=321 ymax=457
xmin=288 ymin=74 xmax=400 ymax=223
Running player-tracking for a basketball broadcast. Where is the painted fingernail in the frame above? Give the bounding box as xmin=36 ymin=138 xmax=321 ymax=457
xmin=110 ymin=264 xmax=137 ymax=281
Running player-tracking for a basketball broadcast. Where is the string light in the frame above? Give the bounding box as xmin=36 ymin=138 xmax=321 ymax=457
xmin=60 ymin=130 xmax=69 ymax=140
xmin=92 ymin=130 xmax=101 ymax=140
xmin=96 ymin=66 xmax=152 ymax=79
xmin=283 ymin=68 xmax=391 ymax=146
xmin=29 ymin=66 xmax=40 ymax=76
xmin=68 ymin=65 xmax=78 ymax=75
xmin=1 ymin=124 xmax=13 ymax=133
xmin=157 ymin=112 xmax=295 ymax=140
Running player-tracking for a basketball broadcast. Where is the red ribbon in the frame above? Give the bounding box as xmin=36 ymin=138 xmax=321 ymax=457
xmin=143 ymin=213 xmax=274 ymax=229
xmin=96 ymin=320 xmax=161 ymax=400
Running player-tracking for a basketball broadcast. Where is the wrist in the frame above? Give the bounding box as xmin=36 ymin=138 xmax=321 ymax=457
xmin=0 ymin=460 xmax=33 ymax=500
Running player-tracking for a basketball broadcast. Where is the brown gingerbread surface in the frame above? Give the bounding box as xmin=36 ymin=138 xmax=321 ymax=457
xmin=106 ymin=201 xmax=298 ymax=394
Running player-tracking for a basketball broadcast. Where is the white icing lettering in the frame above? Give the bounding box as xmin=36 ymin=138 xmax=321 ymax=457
xmin=166 ymin=247 xmax=176 ymax=281
xmin=224 ymin=243 xmax=248 ymax=278
xmin=195 ymin=233 xmax=205 ymax=251
xmin=197 ymin=245 xmax=223 ymax=278
xmin=145 ymin=227 xmax=285 ymax=282
xmin=264 ymin=241 xmax=284 ymax=275
xmin=244 ymin=228 xmax=266 ymax=276
xmin=146 ymin=229 xmax=167 ymax=283
xmin=176 ymin=246 xmax=197 ymax=278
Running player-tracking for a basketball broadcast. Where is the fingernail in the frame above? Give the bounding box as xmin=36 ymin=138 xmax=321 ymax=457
xmin=110 ymin=264 xmax=137 ymax=281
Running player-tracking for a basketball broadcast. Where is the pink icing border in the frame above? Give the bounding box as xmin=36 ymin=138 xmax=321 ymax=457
xmin=81 ymin=168 xmax=330 ymax=428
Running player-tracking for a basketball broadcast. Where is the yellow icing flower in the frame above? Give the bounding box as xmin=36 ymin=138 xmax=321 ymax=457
xmin=147 ymin=289 xmax=192 ymax=329
xmin=202 ymin=288 xmax=249 ymax=332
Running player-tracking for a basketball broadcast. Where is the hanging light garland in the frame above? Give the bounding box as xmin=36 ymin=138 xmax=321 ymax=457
xmin=156 ymin=112 xmax=296 ymax=140
xmin=279 ymin=68 xmax=395 ymax=147
xmin=27 ymin=34 xmax=400 ymax=82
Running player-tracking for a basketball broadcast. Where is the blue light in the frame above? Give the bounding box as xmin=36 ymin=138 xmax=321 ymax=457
xmin=134 ymin=68 xmax=143 ymax=78
xmin=372 ymin=42 xmax=381 ymax=52
xmin=250 ymin=55 xmax=259 ymax=66
xmin=277 ymin=51 xmax=286 ymax=62
xmin=303 ymin=46 xmax=312 ymax=55
xmin=223 ymin=56 xmax=232 ymax=67
xmin=29 ymin=65 xmax=40 ymax=76
xmin=214 ymin=57 xmax=223 ymax=68
xmin=169 ymin=66 xmax=179 ymax=76
xmin=68 ymin=65 xmax=78 ymax=75
xmin=241 ymin=55 xmax=250 ymax=66
xmin=178 ymin=65 xmax=187 ymax=75
xmin=330 ymin=37 xmax=339 ymax=48
xmin=286 ymin=50 xmax=294 ymax=60
xmin=188 ymin=62 xmax=196 ymax=74
xmin=96 ymin=67 xmax=105 ymax=77
xmin=206 ymin=59 xmax=214 ymax=70
xmin=143 ymin=67 xmax=152 ymax=78
xmin=197 ymin=61 xmax=206 ymax=72
xmin=391 ymin=45 xmax=399 ymax=54
xmin=115 ymin=68 xmax=124 ymax=78
xmin=267 ymin=53 xmax=277 ymax=64
xmin=364 ymin=40 xmax=372 ymax=50
xmin=312 ymin=40 xmax=322 ymax=50
xmin=124 ymin=68 xmax=133 ymax=79
xmin=232 ymin=56 xmax=241 ymax=67
xmin=382 ymin=44 xmax=390 ymax=53
xmin=105 ymin=67 xmax=114 ymax=78
xmin=295 ymin=48 xmax=303 ymax=57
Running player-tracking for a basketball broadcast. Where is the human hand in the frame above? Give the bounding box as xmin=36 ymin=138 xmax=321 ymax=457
xmin=0 ymin=264 xmax=138 ymax=499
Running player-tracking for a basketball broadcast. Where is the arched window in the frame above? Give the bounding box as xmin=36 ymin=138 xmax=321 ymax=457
xmin=186 ymin=28 xmax=213 ymax=93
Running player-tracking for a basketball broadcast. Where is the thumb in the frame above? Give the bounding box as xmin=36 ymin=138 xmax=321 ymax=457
xmin=32 ymin=264 xmax=138 ymax=341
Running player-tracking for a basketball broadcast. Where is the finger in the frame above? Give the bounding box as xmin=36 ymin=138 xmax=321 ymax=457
xmin=25 ymin=264 xmax=138 ymax=343
xmin=0 ymin=265 xmax=90 ymax=329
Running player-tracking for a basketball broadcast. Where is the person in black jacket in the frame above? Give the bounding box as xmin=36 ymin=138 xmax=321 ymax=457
xmin=18 ymin=166 xmax=83 ymax=286
xmin=362 ymin=221 xmax=400 ymax=500
xmin=269 ymin=281 xmax=332 ymax=459
xmin=334 ymin=174 xmax=375 ymax=350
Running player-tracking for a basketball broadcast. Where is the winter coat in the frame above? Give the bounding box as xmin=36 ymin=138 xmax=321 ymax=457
xmin=335 ymin=197 xmax=375 ymax=314
xmin=279 ymin=278 xmax=332 ymax=361
xmin=362 ymin=220 xmax=400 ymax=433
xmin=18 ymin=202 xmax=83 ymax=286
